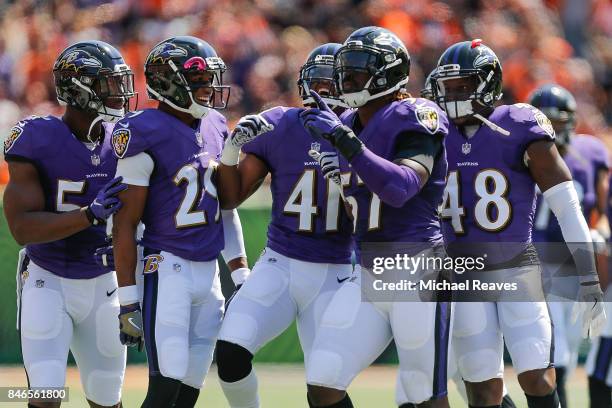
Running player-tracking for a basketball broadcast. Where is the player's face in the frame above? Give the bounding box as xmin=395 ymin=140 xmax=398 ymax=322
xmin=340 ymin=70 xmax=370 ymax=93
xmin=186 ymin=71 xmax=215 ymax=105
xmin=309 ymin=78 xmax=337 ymax=98
xmin=438 ymin=76 xmax=479 ymax=101
xmin=549 ymin=118 xmax=567 ymax=135
xmin=96 ymin=73 xmax=134 ymax=110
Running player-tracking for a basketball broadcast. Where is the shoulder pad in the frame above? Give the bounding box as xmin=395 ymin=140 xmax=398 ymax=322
xmin=260 ymin=106 xmax=295 ymax=127
xmin=111 ymin=110 xmax=156 ymax=159
xmin=508 ymin=103 xmax=555 ymax=138
xmin=389 ymin=98 xmax=449 ymax=136
xmin=4 ymin=115 xmax=58 ymax=156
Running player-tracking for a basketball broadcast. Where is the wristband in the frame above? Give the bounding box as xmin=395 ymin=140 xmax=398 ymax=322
xmin=83 ymin=206 xmax=99 ymax=226
xmin=220 ymin=144 xmax=240 ymax=166
xmin=118 ymin=285 xmax=139 ymax=306
xmin=231 ymin=267 xmax=250 ymax=286
xmin=333 ymin=125 xmax=364 ymax=161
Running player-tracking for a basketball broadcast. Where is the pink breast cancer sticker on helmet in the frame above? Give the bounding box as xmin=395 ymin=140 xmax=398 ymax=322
xmin=184 ymin=57 xmax=207 ymax=71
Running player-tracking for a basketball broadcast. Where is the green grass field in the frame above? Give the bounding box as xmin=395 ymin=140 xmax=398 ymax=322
xmin=0 ymin=364 xmax=590 ymax=407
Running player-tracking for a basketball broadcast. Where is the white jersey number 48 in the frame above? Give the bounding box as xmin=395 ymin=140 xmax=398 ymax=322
xmin=441 ymin=169 xmax=512 ymax=233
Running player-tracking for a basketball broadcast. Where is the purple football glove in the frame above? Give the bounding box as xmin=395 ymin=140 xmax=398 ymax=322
xmin=86 ymin=176 xmax=127 ymax=225
xmin=299 ymin=90 xmax=343 ymax=139
xmin=300 ymin=91 xmax=364 ymax=161
xmin=94 ymin=245 xmax=114 ymax=270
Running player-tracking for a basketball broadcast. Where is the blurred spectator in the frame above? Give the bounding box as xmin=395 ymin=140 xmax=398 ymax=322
xmin=0 ymin=0 xmax=609 ymax=179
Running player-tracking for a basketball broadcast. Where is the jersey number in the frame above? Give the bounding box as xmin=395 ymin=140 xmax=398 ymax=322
xmin=441 ymin=169 xmax=511 ymax=233
xmin=56 ymin=180 xmax=86 ymax=212
xmin=174 ymin=165 xmax=219 ymax=228
xmin=282 ymin=171 xmax=381 ymax=232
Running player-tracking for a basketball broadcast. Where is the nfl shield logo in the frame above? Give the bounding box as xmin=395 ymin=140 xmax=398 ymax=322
xmin=91 ymin=154 xmax=101 ymax=166
xmin=310 ymin=141 xmax=321 ymax=153
xmin=462 ymin=142 xmax=471 ymax=155
xmin=35 ymin=279 xmax=44 ymax=288
xmin=195 ymin=132 xmax=204 ymax=147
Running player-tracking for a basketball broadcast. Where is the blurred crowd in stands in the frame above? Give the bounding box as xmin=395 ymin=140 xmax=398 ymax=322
xmin=0 ymin=0 xmax=610 ymax=183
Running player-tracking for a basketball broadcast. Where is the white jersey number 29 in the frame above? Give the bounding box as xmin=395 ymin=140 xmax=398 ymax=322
xmin=174 ymin=164 xmax=219 ymax=228
xmin=441 ymin=169 xmax=512 ymax=233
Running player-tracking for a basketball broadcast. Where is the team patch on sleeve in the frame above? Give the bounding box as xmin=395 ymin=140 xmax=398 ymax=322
xmin=534 ymin=110 xmax=555 ymax=138
xmin=4 ymin=125 xmax=24 ymax=154
xmin=415 ymin=106 xmax=440 ymax=134
xmin=112 ymin=127 xmax=131 ymax=158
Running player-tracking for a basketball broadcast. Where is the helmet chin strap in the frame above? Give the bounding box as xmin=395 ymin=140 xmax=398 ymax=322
xmin=85 ymin=115 xmax=105 ymax=147
xmin=473 ymin=113 xmax=510 ymax=136
xmin=340 ymin=76 xmax=409 ymax=108
xmin=146 ymin=85 xmax=209 ymax=119
xmin=443 ymin=97 xmax=510 ymax=136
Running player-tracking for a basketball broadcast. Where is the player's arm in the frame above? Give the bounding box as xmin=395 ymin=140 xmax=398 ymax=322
xmin=595 ymin=168 xmax=609 ymax=218
xmin=112 ymin=152 xmax=151 ymax=292
xmin=351 ymin=132 xmax=441 ymax=207
xmin=217 ymin=154 xmax=269 ymax=209
xmin=3 ymin=160 xmax=124 ymax=245
xmin=112 ymin=152 xmax=152 ymax=350
xmin=220 ymin=209 xmax=250 ymax=305
xmin=527 ymin=140 xmax=606 ymax=336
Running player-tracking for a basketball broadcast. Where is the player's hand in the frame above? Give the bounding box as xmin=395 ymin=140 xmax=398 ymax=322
xmin=86 ymin=176 xmax=127 ymax=225
xmin=300 ymin=91 xmax=364 ymax=161
xmin=300 ymin=90 xmax=343 ymax=139
xmin=228 ymin=114 xmax=274 ymax=149
xmin=226 ymin=267 xmax=250 ymax=309
xmin=571 ymin=280 xmax=606 ymax=338
xmin=94 ymin=245 xmax=114 ymax=270
xmin=309 ymin=150 xmax=341 ymax=186
xmin=119 ymin=303 xmax=143 ymax=351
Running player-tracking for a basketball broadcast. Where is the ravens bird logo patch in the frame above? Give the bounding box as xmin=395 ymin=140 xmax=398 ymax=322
xmin=416 ymin=106 xmax=440 ymax=134
xmin=112 ymin=128 xmax=131 ymax=158
xmin=534 ymin=110 xmax=555 ymax=138
xmin=4 ymin=125 xmax=24 ymax=154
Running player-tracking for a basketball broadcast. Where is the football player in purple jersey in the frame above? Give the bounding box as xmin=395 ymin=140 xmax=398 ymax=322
xmin=408 ymin=66 xmax=520 ymax=408
xmin=110 ymin=36 xmax=248 ymax=408
xmin=432 ymin=39 xmax=605 ymax=408
xmin=530 ymin=83 xmax=610 ymax=408
xmin=214 ymin=43 xmax=355 ymax=408
xmin=3 ymin=41 xmax=134 ymax=408
xmin=299 ymin=27 xmax=451 ymax=408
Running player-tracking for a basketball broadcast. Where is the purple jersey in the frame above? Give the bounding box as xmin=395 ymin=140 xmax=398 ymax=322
xmin=4 ymin=116 xmax=116 ymax=279
xmin=572 ymin=134 xmax=609 ymax=217
xmin=112 ymin=109 xmax=226 ymax=261
xmin=533 ymin=134 xmax=608 ymax=242
xmin=242 ymin=106 xmax=353 ymax=264
xmin=340 ymin=98 xmax=449 ymax=251
xmin=441 ymin=104 xmax=555 ymax=263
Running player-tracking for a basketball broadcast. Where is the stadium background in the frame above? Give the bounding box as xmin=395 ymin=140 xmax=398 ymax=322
xmin=0 ymin=0 xmax=609 ymax=406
